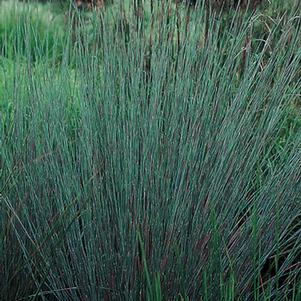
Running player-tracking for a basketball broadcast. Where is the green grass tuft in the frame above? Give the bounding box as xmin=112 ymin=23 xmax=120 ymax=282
xmin=0 ymin=1 xmax=301 ymax=300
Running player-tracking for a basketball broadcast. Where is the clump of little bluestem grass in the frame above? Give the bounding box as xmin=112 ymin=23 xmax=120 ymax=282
xmin=1 ymin=1 xmax=301 ymax=300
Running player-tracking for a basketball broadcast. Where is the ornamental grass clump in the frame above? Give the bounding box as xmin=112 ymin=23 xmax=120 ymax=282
xmin=1 ymin=1 xmax=301 ymax=300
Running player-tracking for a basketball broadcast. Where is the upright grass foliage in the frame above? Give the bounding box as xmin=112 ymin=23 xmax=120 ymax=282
xmin=0 ymin=0 xmax=66 ymax=61
xmin=1 ymin=1 xmax=301 ymax=300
